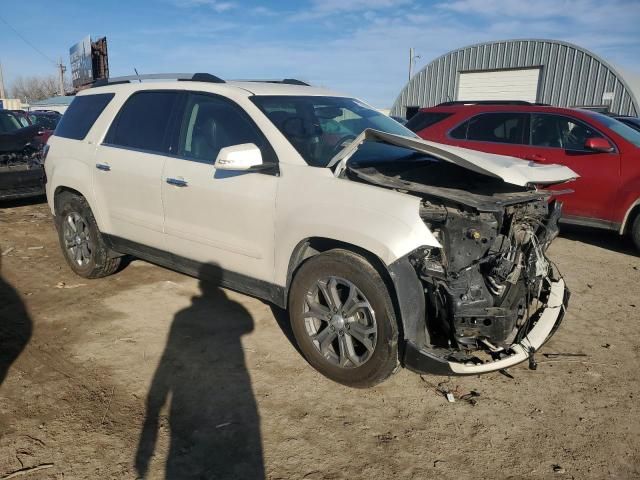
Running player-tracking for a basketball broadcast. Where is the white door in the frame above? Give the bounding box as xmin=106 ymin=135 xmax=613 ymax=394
xmin=457 ymin=68 xmax=541 ymax=103
xmin=93 ymin=91 xmax=180 ymax=250
xmin=161 ymin=92 xmax=278 ymax=282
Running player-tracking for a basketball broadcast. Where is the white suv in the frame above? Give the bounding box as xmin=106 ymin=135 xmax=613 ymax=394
xmin=45 ymin=73 xmax=575 ymax=387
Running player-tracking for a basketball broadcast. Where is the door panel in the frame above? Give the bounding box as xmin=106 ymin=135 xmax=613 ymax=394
xmin=93 ymin=145 xmax=167 ymax=249
xmin=92 ymin=90 xmax=180 ymax=249
xmin=161 ymin=92 xmax=278 ymax=282
xmin=526 ymin=114 xmax=620 ymax=220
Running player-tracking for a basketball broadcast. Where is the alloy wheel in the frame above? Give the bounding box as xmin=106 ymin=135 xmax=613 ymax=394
xmin=303 ymin=276 xmax=377 ymax=368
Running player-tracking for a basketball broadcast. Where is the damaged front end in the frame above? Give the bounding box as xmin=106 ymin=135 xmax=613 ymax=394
xmin=340 ymin=131 xmax=572 ymax=375
xmin=400 ymin=196 xmax=569 ymax=375
xmin=0 ymin=135 xmax=45 ymax=201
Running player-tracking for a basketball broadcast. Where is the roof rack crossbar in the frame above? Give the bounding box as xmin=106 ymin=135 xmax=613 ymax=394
xmin=232 ymin=78 xmax=310 ymax=86
xmin=91 ymin=73 xmax=225 ymax=88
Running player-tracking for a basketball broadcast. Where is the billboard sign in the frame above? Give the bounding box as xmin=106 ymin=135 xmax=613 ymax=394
xmin=69 ymin=36 xmax=94 ymax=88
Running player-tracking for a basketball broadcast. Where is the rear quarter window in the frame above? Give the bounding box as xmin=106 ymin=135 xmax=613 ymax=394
xmin=405 ymin=112 xmax=453 ymax=133
xmin=54 ymin=93 xmax=115 ymax=140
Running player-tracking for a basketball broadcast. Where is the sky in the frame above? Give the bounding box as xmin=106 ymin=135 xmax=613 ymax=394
xmin=1 ymin=0 xmax=639 ymax=107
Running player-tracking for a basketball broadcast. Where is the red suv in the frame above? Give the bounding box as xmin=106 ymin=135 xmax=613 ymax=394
xmin=407 ymin=102 xmax=640 ymax=251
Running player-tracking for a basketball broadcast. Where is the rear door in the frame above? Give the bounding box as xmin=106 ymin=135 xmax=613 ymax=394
xmin=524 ymin=113 xmax=621 ymax=221
xmin=448 ymin=112 xmax=530 ymax=156
xmin=161 ymin=92 xmax=278 ymax=282
xmin=93 ymin=90 xmax=180 ymax=249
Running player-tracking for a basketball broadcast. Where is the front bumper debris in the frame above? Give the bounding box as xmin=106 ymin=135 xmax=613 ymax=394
xmin=403 ymin=277 xmax=569 ymax=375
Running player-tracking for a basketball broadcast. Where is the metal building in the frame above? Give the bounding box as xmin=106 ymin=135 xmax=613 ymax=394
xmin=391 ymin=39 xmax=640 ymax=118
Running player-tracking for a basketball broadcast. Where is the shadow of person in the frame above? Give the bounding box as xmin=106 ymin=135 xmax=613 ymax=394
xmin=0 ymin=261 xmax=33 ymax=387
xmin=135 ymin=264 xmax=264 ymax=479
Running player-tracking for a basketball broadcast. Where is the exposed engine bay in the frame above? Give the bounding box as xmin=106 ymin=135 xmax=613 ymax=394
xmin=0 ymin=127 xmax=45 ymax=200
xmin=343 ymin=144 xmax=569 ymax=369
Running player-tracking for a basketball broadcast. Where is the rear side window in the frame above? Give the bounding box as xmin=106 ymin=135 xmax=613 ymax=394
xmin=451 ymin=113 xmax=528 ymax=144
xmin=105 ymin=91 xmax=179 ymax=153
xmin=54 ymin=93 xmax=114 ymax=140
xmin=405 ymin=112 xmax=453 ymax=133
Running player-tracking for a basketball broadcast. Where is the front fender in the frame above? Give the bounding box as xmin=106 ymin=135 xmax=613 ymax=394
xmin=274 ymin=165 xmax=439 ymax=286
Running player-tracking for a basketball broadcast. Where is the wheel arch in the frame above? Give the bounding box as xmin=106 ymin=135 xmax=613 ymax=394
xmin=284 ymin=237 xmax=427 ymax=352
xmin=620 ymin=199 xmax=640 ymax=235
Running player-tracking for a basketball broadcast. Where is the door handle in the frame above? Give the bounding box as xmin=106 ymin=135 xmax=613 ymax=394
xmin=95 ymin=162 xmax=111 ymax=171
xmin=525 ymin=154 xmax=547 ymax=162
xmin=166 ymin=177 xmax=188 ymax=187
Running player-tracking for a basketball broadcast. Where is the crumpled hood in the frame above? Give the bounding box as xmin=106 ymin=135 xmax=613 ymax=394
xmin=329 ymin=129 xmax=578 ymax=187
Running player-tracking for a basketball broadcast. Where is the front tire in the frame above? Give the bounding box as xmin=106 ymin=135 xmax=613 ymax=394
xmin=288 ymin=249 xmax=399 ymax=388
xmin=55 ymin=193 xmax=121 ymax=278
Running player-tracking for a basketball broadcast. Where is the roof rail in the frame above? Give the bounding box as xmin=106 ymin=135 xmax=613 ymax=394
xmin=437 ymin=100 xmax=534 ymax=106
xmin=232 ymin=78 xmax=311 ymax=86
xmin=91 ymin=72 xmax=225 ymax=88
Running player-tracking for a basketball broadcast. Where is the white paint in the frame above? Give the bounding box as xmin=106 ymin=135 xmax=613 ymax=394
xmin=457 ymin=68 xmax=541 ymax=103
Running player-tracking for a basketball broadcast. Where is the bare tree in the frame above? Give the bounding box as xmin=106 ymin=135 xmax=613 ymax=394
xmin=10 ymin=75 xmax=60 ymax=103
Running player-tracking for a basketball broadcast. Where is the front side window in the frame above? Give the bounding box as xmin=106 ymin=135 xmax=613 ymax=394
xmin=177 ymin=94 xmax=265 ymax=163
xmin=463 ymin=113 xmax=528 ymax=144
xmin=252 ymin=96 xmax=415 ymax=167
xmin=55 ymin=93 xmax=114 ymax=140
xmin=531 ymin=114 xmax=602 ymax=150
xmin=106 ymin=91 xmax=179 ymax=153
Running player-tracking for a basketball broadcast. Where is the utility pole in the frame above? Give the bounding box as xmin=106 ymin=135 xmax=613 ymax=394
xmin=57 ymin=58 xmax=66 ymax=96
xmin=0 ymin=61 xmax=6 ymax=99
xmin=409 ymin=47 xmax=421 ymax=83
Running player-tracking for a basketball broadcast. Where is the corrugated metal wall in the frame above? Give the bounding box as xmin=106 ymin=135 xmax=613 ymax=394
xmin=390 ymin=39 xmax=639 ymax=117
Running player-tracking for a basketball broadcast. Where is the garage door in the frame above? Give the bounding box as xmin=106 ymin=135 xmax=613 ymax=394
xmin=457 ymin=68 xmax=541 ymax=103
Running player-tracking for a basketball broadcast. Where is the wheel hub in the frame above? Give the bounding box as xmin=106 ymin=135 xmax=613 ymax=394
xmin=303 ymin=276 xmax=377 ymax=369
xmin=330 ymin=314 xmax=346 ymax=331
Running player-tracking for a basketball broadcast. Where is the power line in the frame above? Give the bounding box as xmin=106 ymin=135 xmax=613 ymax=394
xmin=0 ymin=13 xmax=57 ymax=66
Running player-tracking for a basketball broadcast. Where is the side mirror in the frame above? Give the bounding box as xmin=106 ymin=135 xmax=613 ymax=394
xmin=584 ymin=137 xmax=614 ymax=153
xmin=214 ymin=143 xmax=263 ymax=171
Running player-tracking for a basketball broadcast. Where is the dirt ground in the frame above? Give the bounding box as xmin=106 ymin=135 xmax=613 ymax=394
xmin=0 ymin=198 xmax=638 ymax=480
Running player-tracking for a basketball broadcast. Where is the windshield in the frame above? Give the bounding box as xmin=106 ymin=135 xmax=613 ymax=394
xmin=0 ymin=111 xmax=23 ymax=133
xmin=587 ymin=112 xmax=640 ymax=147
xmin=29 ymin=114 xmax=59 ymax=130
xmin=252 ymin=96 xmax=416 ymax=166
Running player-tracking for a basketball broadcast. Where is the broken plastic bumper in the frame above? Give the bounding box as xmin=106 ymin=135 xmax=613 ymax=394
xmin=404 ymin=278 xmax=569 ymax=376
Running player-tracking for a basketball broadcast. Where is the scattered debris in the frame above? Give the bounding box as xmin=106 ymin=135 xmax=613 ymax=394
xmin=1 ymin=247 xmax=15 ymax=256
xmin=55 ymin=282 xmax=86 ymax=289
xmin=499 ymin=369 xmax=514 ymax=379
xmin=376 ymin=432 xmax=396 ymax=443
xmin=1 ymin=463 xmax=54 ymax=479
xmin=433 ymin=459 xmax=444 ymax=467
xmin=445 ymin=392 xmax=456 ymax=403
xmin=587 ymin=284 xmax=593 ymax=289
xmin=100 ymin=386 xmax=116 ymax=425
xmin=543 ymin=353 xmax=588 ymax=359
xmin=552 ymin=464 xmax=566 ymax=474
xmin=601 ymin=343 xmax=611 ymax=349
xmin=215 ymin=422 xmax=232 ymax=429
xmin=460 ymin=390 xmax=481 ymax=406
xmin=27 ymin=246 xmax=43 ymax=250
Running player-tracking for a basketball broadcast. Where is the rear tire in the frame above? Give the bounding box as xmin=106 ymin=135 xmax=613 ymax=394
xmin=55 ymin=193 xmax=121 ymax=278
xmin=288 ymin=249 xmax=399 ymax=388
xmin=632 ymin=214 xmax=640 ymax=252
